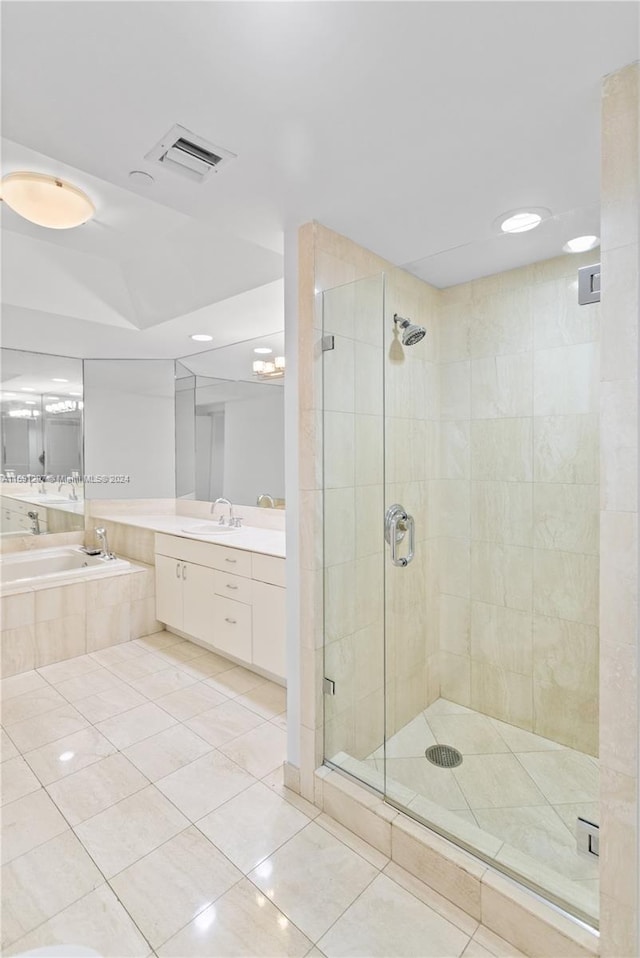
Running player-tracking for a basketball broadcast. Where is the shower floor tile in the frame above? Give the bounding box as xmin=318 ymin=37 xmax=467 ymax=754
xmin=365 ymin=697 xmax=600 ymax=923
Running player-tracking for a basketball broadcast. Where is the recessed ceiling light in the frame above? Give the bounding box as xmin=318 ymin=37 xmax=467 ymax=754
xmin=52 ymin=378 xmax=69 ymax=383
xmin=563 ymin=235 xmax=600 ymax=253
xmin=1 ymin=171 xmax=95 ymax=229
xmin=500 ymin=211 xmax=543 ymax=233
xmin=25 ymin=401 xmax=37 ymax=405
xmin=254 ymin=347 xmax=273 ymax=355
xmin=48 ymin=396 xmax=60 ymax=400
xmin=69 ymin=392 xmax=82 ymax=397
xmin=190 ymin=334 xmax=213 ymax=342
xmin=128 ymin=170 xmax=155 ymax=186
xmin=21 ymin=387 xmax=35 ymax=392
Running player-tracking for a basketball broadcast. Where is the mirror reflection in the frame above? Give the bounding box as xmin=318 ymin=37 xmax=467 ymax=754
xmin=176 ymin=333 xmax=285 ymax=508
xmin=0 ymin=348 xmax=85 ymax=536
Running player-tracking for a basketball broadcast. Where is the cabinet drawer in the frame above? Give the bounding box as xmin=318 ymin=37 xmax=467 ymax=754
xmin=213 ymin=596 xmax=252 ymax=661
xmin=252 ymin=553 xmax=286 ymax=587
xmin=213 ymin=570 xmax=252 ymax=604
xmin=155 ymin=533 xmax=252 ymax=578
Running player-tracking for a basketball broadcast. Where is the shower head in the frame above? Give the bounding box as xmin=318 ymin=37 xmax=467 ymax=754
xmin=393 ymin=314 xmax=426 ymax=346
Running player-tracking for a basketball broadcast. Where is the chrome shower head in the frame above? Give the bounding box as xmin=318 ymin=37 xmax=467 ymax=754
xmin=393 ymin=314 xmax=427 ymax=346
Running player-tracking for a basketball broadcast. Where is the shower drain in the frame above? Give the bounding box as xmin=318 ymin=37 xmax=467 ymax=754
xmin=425 ymin=744 xmax=463 ymax=768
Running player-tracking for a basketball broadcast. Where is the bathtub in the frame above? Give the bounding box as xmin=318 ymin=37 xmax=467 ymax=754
xmin=0 ymin=545 xmax=130 ymax=589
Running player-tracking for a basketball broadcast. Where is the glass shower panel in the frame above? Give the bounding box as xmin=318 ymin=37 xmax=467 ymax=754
xmin=321 ymin=273 xmax=386 ymax=791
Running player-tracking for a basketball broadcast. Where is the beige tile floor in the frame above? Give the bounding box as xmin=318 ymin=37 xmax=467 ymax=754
xmin=1 ymin=631 xmax=525 ymax=958
xmin=360 ymin=699 xmax=599 ymax=922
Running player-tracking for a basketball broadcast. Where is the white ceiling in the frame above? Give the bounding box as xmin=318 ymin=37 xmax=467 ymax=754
xmin=1 ymin=2 xmax=638 ymax=357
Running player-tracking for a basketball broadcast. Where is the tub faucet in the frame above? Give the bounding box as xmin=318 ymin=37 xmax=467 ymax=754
xmin=95 ymin=527 xmax=116 ymax=560
xmin=27 ymin=511 xmax=41 ymax=535
xmin=210 ymin=497 xmax=233 ymax=525
xmin=257 ymin=493 xmax=275 ymax=508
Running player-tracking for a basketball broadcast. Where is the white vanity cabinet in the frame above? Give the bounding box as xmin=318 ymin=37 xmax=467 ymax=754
xmin=154 ymin=533 xmax=285 ymax=682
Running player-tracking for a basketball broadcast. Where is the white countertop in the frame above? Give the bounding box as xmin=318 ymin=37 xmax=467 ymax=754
xmin=2 ymin=493 xmax=85 ymax=516
xmin=98 ymin=514 xmax=286 ymax=559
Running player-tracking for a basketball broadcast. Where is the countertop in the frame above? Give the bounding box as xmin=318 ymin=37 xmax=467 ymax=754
xmin=97 ymin=514 xmax=286 ymax=559
xmin=2 ymin=493 xmax=85 ymax=516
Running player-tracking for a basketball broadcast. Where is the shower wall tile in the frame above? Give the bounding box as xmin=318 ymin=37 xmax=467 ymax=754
xmin=438 ymin=537 xmax=471 ymax=598
xmin=471 ymin=481 xmax=533 ymax=547
xmin=439 ymin=595 xmax=471 ymax=657
xmin=323 ymin=488 xmax=356 ymax=567
xmin=470 ymin=542 xmax=533 ymax=612
xmin=440 ymin=361 xmax=471 ymax=420
xmin=355 ymin=342 xmax=383 ymax=415
xmin=439 ymin=421 xmax=470 ymax=479
xmin=533 ymin=550 xmax=599 ymax=626
xmin=439 ymin=652 xmax=471 ymax=708
xmin=533 ymin=616 xmax=599 ymax=695
xmin=354 ymin=415 xmax=383 ymax=486
xmin=471 ymin=353 xmax=532 ymax=420
xmin=470 ymin=661 xmax=533 ymax=730
xmin=470 ymin=601 xmax=532 ymax=676
xmin=432 ymin=480 xmax=470 ymax=538
xmin=533 ymin=483 xmax=599 ymax=555
xmin=600 ymin=378 xmax=638 ymax=512
xmin=471 ymin=419 xmax=533 ymax=482
xmin=533 ymin=343 xmax=599 ymax=416
xmin=438 ymin=302 xmax=471 ymax=362
xmin=600 ymin=244 xmax=638 ymax=382
xmin=533 ymin=683 xmax=598 ymax=755
xmin=323 ymin=335 xmax=355 ymax=413
xmin=469 ymin=290 xmax=532 ymax=359
xmin=533 ymin=414 xmax=599 ymax=484
xmin=323 ymin=411 xmax=355 ymax=489
xmin=532 ymin=278 xmax=600 ymax=349
xmin=355 ymin=485 xmax=384 ymax=558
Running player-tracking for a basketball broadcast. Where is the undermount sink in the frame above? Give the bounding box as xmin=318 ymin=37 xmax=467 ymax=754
xmin=181 ymin=522 xmax=237 ymax=536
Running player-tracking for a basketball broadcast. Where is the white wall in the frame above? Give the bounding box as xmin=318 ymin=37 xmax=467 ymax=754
xmin=83 ymin=359 xmax=175 ymax=499
xmin=175 ymin=382 xmax=195 ymax=498
xmin=222 ymin=390 xmax=284 ymax=505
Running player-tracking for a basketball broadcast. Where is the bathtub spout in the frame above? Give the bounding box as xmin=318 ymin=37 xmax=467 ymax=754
xmin=27 ymin=511 xmax=41 ymax=535
xmin=95 ymin=527 xmax=116 ymax=560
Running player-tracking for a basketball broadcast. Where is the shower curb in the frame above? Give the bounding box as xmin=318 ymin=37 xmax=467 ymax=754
xmin=302 ymin=764 xmax=600 ymax=958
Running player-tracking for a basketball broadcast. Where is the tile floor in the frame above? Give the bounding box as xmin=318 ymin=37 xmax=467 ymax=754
xmin=2 ymin=632 xmax=525 ymax=957
xmin=355 ymin=699 xmax=599 ymax=922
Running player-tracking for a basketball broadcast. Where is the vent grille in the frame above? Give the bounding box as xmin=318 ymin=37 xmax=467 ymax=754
xmin=145 ymin=124 xmax=236 ymax=183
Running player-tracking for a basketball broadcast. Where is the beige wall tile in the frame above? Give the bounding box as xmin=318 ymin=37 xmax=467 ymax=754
xmin=1 ymin=593 xmax=35 ymax=631
xmin=34 ymin=615 xmax=86 ymax=668
xmin=600 ymin=244 xmax=638 ymax=381
xmin=438 ymin=538 xmax=470 ymax=598
xmin=130 ymin=598 xmax=163 ymax=641
xmin=471 ymin=481 xmax=532 ymax=547
xmin=86 ymin=603 xmax=130 ymax=652
xmin=470 ymin=541 xmax=532 ymax=611
xmin=471 ymin=602 xmax=532 ymax=676
xmin=471 ymin=419 xmax=532 ymax=482
xmin=533 ymin=414 xmax=599 ymax=484
xmin=440 ymin=362 xmax=470 ymax=420
xmin=601 ymin=378 xmax=638 ymax=512
xmin=469 ymin=291 xmax=532 ymax=360
xmin=471 ymin=661 xmax=533 ymax=730
xmin=534 ymin=343 xmax=599 ymax=417
xmin=439 ymin=595 xmax=470 ymax=657
xmin=439 ymin=421 xmax=470 ymax=479
xmin=471 ymin=354 xmax=532 ymax=419
xmin=600 ymin=511 xmax=637 ymax=649
xmin=532 ymin=278 xmax=600 ymax=349
xmin=533 ymin=483 xmax=599 ymax=554
xmin=599 ymin=766 xmax=638 ymax=911
xmin=439 ymin=302 xmax=471 ymax=363
xmin=533 ymin=684 xmax=598 ymax=755
xmin=533 ymin=550 xmax=599 ymax=625
xmin=601 ymin=63 xmax=639 ymax=253
xmin=600 ymin=638 xmax=637 ymax=777
xmin=1 ymin=627 xmax=36 ymax=677
xmin=440 ymin=652 xmax=471 ymax=707
xmin=35 ymin=583 xmax=86 ymax=622
xmin=323 ymin=412 xmax=355 ymax=489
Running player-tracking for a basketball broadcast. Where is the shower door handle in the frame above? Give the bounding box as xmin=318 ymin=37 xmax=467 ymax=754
xmin=385 ymin=504 xmax=416 ymax=567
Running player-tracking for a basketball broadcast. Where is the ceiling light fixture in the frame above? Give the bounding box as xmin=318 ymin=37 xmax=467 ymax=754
xmin=254 ymin=347 xmax=273 ymax=355
xmin=21 ymin=387 xmax=35 ymax=392
xmin=52 ymin=378 xmax=69 ymax=383
xmin=253 ymin=356 xmax=285 ymax=380
xmin=563 ymin=235 xmax=600 ymax=253
xmin=500 ymin=211 xmax=543 ymax=233
xmin=190 ymin=334 xmax=213 ymax=342
xmin=1 ymin=172 xmax=95 ymax=229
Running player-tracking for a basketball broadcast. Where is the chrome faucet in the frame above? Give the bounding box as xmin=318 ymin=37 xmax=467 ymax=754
xmin=257 ymin=493 xmax=275 ymax=508
xmin=211 ymin=497 xmax=233 ymax=525
xmin=27 ymin=511 xmax=41 ymax=535
xmin=58 ymin=481 xmax=78 ymax=502
xmin=95 ymin=527 xmax=115 ymax=559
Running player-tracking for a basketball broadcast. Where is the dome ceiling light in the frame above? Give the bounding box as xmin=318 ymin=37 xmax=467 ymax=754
xmin=563 ymin=235 xmax=600 ymax=253
xmin=496 ymin=207 xmax=551 ymax=234
xmin=1 ymin=171 xmax=95 ymax=229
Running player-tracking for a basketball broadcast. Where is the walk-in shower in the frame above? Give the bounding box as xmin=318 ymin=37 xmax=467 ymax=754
xmin=321 ymin=233 xmax=601 ymax=928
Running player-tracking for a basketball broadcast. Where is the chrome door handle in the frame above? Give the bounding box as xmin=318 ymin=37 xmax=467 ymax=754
xmin=176 ymin=562 xmax=181 ymax=578
xmin=182 ymin=563 xmax=187 ymax=580
xmin=385 ymin=503 xmax=416 ymax=567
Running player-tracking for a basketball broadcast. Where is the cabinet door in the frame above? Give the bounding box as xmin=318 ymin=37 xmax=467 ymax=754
xmin=251 ymin=581 xmax=286 ymax=680
xmin=155 ymin=554 xmax=184 ymax=631
xmin=182 ymin=562 xmax=217 ymax=645
xmin=212 ymin=596 xmax=252 ymax=661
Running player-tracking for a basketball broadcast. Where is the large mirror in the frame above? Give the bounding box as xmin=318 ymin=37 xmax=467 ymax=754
xmin=176 ymin=332 xmax=285 ymax=508
xmin=0 ymin=348 xmax=85 ymax=536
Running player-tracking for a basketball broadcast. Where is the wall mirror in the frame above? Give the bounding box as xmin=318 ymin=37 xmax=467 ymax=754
xmin=0 ymin=348 xmax=85 ymax=536
xmin=176 ymin=332 xmax=285 ymax=509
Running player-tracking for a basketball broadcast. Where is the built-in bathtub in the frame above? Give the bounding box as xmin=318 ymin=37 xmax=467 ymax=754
xmin=0 ymin=545 xmax=130 ymax=590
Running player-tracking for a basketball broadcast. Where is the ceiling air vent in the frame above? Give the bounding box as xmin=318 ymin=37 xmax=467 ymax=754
xmin=145 ymin=124 xmax=236 ymax=183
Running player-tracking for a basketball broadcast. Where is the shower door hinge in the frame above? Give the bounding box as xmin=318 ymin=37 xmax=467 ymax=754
xmin=321 ymin=335 xmax=335 ymax=352
xmin=323 ymin=676 xmax=336 ymax=695
xmin=576 ymin=817 xmax=599 ymax=858
xmin=578 ymin=263 xmax=601 ymax=304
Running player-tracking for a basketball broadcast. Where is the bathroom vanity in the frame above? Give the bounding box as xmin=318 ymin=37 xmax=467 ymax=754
xmin=154 ymin=530 xmax=286 ymax=683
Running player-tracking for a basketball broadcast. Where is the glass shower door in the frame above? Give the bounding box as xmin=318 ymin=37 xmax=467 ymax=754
xmin=321 ymin=273 xmax=386 ymax=791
